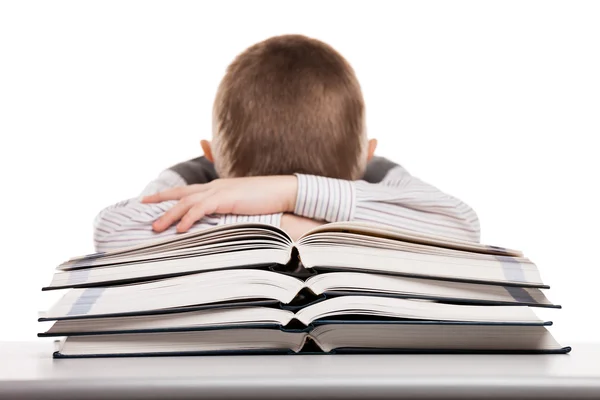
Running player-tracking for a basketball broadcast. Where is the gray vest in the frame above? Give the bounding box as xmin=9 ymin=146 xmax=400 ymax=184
xmin=169 ymin=156 xmax=397 ymax=184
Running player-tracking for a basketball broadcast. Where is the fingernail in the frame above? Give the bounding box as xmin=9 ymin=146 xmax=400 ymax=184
xmin=178 ymin=222 xmax=189 ymax=232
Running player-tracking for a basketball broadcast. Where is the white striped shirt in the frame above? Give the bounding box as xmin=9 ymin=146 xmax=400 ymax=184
xmin=93 ymin=166 xmax=480 ymax=252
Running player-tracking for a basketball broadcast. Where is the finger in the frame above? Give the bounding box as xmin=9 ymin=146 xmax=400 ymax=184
xmin=152 ymin=192 xmax=210 ymax=232
xmin=152 ymin=201 xmax=193 ymax=232
xmin=176 ymin=199 xmax=219 ymax=233
xmin=142 ymin=189 xmax=179 ymax=204
xmin=142 ymin=184 xmax=208 ymax=204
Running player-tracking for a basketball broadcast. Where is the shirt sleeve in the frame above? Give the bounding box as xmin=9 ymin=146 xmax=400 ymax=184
xmin=93 ymin=169 xmax=282 ymax=252
xmin=294 ymin=167 xmax=481 ymax=242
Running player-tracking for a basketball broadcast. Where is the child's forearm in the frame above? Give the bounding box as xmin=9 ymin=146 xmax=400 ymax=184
xmin=293 ymin=169 xmax=480 ymax=242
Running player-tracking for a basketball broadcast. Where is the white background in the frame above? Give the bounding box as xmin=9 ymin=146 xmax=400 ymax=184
xmin=0 ymin=0 xmax=598 ymax=343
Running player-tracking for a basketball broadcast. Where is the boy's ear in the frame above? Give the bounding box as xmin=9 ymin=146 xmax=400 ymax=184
xmin=367 ymin=139 xmax=378 ymax=162
xmin=200 ymin=140 xmax=214 ymax=163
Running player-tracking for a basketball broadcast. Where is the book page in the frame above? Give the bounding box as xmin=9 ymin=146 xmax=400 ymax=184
xmin=59 ymin=223 xmax=292 ymax=270
xmin=300 ymin=221 xmax=522 ymax=257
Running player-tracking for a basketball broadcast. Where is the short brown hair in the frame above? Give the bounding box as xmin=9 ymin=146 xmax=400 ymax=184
xmin=212 ymin=34 xmax=366 ymax=180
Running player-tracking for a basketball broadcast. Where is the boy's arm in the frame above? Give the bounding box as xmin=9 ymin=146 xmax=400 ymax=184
xmin=293 ymin=167 xmax=480 ymax=242
xmin=145 ymin=167 xmax=480 ymax=243
xmin=93 ymin=170 xmax=282 ymax=252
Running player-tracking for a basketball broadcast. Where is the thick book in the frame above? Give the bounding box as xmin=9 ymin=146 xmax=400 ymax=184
xmin=46 ymin=222 xmax=545 ymax=289
xmin=51 ymin=322 xmax=571 ymax=357
xmin=39 ymin=269 xmax=557 ymax=322
xmin=39 ymin=295 xmax=547 ymax=336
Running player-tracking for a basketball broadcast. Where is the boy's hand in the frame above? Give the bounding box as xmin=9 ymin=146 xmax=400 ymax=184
xmin=141 ymin=176 xmax=298 ymax=233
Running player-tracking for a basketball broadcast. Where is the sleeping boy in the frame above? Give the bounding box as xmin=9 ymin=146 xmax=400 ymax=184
xmin=93 ymin=35 xmax=479 ymax=252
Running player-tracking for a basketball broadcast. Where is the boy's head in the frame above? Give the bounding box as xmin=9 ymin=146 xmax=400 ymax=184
xmin=202 ymin=34 xmax=377 ymax=180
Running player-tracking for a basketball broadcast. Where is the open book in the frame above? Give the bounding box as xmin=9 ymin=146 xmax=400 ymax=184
xmin=40 ymin=269 xmax=556 ymax=323
xmin=47 ymin=222 xmax=545 ymax=289
xmin=53 ymin=323 xmax=570 ymax=357
xmin=40 ymin=294 xmax=545 ymax=337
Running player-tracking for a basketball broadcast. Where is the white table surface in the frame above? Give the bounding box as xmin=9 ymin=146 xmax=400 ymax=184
xmin=1 ymin=341 xmax=599 ymax=399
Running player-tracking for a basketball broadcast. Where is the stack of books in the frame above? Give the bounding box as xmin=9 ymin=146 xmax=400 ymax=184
xmin=39 ymin=222 xmax=570 ymax=357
